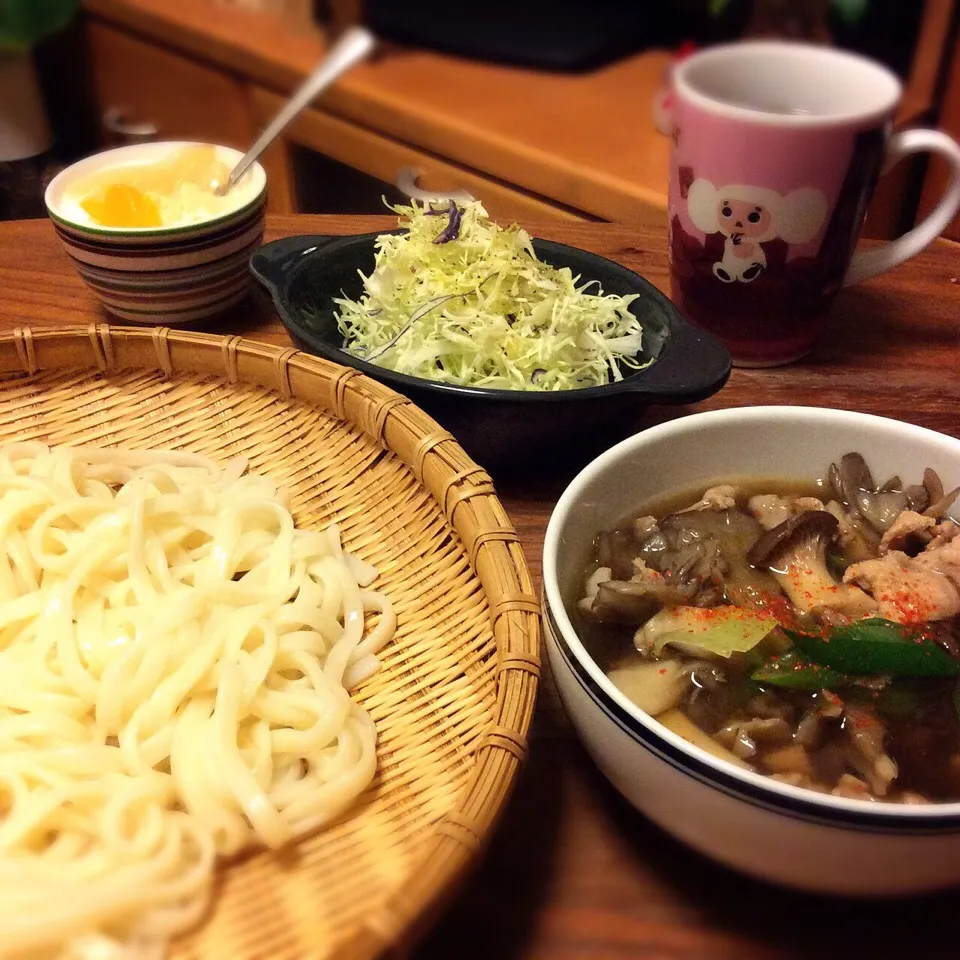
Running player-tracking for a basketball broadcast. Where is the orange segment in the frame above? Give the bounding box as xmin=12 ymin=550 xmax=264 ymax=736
xmin=81 ymin=184 xmax=163 ymax=228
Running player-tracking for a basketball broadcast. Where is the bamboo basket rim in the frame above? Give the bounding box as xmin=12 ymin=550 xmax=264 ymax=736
xmin=0 ymin=322 xmax=542 ymax=960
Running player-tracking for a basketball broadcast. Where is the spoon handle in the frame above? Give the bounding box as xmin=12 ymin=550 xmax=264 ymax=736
xmin=223 ymin=25 xmax=376 ymax=191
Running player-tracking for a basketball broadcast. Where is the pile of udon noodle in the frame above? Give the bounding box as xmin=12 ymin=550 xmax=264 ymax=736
xmin=0 ymin=442 xmax=395 ymax=959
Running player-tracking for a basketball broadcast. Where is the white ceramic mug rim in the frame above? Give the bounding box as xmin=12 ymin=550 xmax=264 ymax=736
xmin=673 ymin=40 xmax=903 ymax=128
xmin=542 ymin=405 xmax=960 ymax=821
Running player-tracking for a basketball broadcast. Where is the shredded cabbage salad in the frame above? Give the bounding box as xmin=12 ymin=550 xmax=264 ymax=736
xmin=333 ymin=200 xmax=649 ymax=391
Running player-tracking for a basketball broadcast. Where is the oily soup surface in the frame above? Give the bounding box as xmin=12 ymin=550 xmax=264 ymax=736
xmin=574 ymin=466 xmax=960 ymax=804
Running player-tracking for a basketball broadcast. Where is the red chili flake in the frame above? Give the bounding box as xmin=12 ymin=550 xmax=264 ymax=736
xmin=877 ymin=586 xmax=938 ymax=625
xmin=658 ymin=668 xmax=667 ymax=675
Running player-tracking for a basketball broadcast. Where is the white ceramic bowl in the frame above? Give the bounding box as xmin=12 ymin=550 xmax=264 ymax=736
xmin=542 ymin=406 xmax=960 ymax=896
xmin=45 ymin=141 xmax=267 ymax=324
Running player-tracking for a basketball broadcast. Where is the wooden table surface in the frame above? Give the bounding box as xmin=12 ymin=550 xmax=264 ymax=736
xmin=4 ymin=214 xmax=960 ymax=959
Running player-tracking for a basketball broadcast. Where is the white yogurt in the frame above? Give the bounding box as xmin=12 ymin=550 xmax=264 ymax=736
xmin=46 ymin=142 xmax=266 ymax=231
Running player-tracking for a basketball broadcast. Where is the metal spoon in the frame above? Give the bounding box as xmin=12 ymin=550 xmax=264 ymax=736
xmin=216 ymin=25 xmax=376 ymax=196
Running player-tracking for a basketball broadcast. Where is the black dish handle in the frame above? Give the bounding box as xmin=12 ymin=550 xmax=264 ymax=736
xmin=625 ymin=318 xmax=732 ymax=404
xmin=250 ymin=235 xmax=345 ymax=292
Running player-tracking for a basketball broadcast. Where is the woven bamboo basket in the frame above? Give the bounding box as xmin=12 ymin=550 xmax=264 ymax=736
xmin=0 ymin=324 xmax=541 ymax=960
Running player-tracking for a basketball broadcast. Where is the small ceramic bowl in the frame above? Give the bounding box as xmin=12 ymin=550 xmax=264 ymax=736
xmin=45 ymin=141 xmax=267 ymax=325
xmin=543 ymin=406 xmax=960 ymax=896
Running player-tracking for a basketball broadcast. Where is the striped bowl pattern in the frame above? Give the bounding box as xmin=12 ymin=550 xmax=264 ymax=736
xmin=50 ymin=200 xmax=266 ymax=324
xmin=44 ymin=141 xmax=267 ymax=325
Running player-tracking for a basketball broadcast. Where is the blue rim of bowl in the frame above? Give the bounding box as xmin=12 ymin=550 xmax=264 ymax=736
xmin=543 ymin=602 xmax=960 ymax=834
xmin=541 ymin=405 xmax=960 ymax=834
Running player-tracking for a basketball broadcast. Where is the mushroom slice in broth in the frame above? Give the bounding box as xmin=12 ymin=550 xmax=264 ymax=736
xmin=576 ymin=458 xmax=960 ymax=803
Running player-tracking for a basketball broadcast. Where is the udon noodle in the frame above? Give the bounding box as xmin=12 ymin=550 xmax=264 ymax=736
xmin=0 ymin=443 xmax=396 ymax=958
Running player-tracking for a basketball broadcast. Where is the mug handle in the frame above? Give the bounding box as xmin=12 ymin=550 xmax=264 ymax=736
xmin=843 ymin=128 xmax=960 ymax=287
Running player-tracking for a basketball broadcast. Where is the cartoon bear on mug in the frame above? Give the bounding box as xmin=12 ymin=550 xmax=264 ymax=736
xmin=686 ymin=180 xmax=829 ymax=283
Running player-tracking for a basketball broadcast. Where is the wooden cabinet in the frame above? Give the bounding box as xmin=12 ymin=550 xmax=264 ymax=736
xmin=82 ymin=14 xmax=586 ymax=221
xmin=79 ymin=0 xmax=958 ymax=236
xmin=918 ymin=30 xmax=960 ymax=241
xmin=249 ymin=87 xmax=586 ymax=221
xmin=86 ymin=21 xmax=253 ymax=149
xmin=80 ymin=0 xmax=633 ymax=222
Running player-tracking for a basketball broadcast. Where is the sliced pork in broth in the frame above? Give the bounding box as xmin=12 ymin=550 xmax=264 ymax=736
xmin=577 ymin=455 xmax=960 ymax=803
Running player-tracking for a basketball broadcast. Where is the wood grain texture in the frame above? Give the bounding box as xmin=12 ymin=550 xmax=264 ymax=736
xmin=81 ymin=0 xmax=952 ymax=235
xmin=919 ymin=28 xmax=960 ymax=242
xmin=898 ymin=0 xmax=956 ymax=125
xmin=253 ymin=120 xmax=297 ymax=216
xmin=248 ymin=87 xmax=587 ymax=222
xmin=6 ymin=213 xmax=960 ymax=957
xmin=86 ymin=20 xmax=254 ymax=149
xmin=82 ymin=0 xmax=670 ymax=225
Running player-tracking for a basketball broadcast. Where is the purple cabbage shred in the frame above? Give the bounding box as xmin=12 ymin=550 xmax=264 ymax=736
xmin=432 ymin=201 xmax=463 ymax=244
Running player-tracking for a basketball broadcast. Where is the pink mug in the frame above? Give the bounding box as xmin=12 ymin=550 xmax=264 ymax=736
xmin=668 ymin=41 xmax=960 ymax=367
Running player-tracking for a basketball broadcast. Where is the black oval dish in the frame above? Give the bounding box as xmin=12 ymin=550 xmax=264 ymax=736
xmin=250 ymin=233 xmax=731 ymax=470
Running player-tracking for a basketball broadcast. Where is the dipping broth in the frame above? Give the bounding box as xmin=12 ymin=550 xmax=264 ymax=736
xmin=575 ymin=454 xmax=960 ymax=803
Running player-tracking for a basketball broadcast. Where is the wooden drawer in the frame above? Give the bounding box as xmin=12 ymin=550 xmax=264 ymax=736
xmin=86 ymin=20 xmax=253 ymax=149
xmin=249 ymin=87 xmax=587 ymax=223
xmin=918 ymin=30 xmax=960 ymax=242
